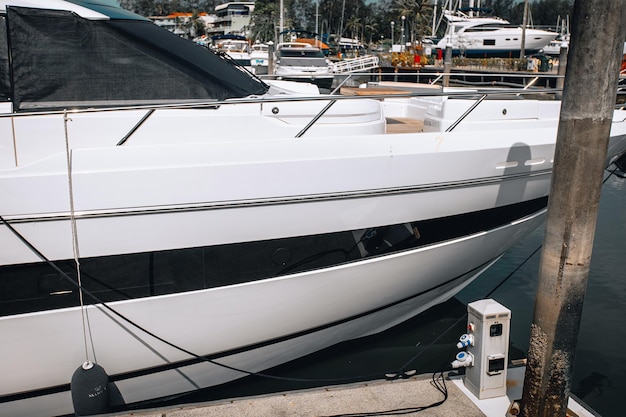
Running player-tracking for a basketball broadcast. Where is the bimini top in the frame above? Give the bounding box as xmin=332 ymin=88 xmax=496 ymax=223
xmin=0 ymin=0 xmax=268 ymax=111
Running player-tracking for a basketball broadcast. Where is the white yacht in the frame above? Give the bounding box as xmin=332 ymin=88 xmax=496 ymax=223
xmin=436 ymin=10 xmax=558 ymax=58
xmin=250 ymin=42 xmax=270 ymax=75
xmin=274 ymin=42 xmax=334 ymax=90
xmin=212 ymin=36 xmax=255 ymax=74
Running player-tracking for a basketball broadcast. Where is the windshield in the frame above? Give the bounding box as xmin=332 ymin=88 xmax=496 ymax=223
xmin=5 ymin=6 xmax=267 ymax=111
xmin=279 ymin=57 xmax=328 ymax=67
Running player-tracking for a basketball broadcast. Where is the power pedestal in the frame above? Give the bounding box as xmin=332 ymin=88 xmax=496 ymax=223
xmin=453 ymin=299 xmax=511 ymax=400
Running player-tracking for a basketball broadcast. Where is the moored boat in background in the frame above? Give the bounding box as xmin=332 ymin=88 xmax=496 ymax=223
xmin=436 ymin=10 xmax=558 ymax=58
xmin=250 ymin=41 xmax=270 ymax=75
xmin=211 ymin=34 xmax=256 ymax=74
xmin=1 ymin=2 xmax=626 ymax=417
xmin=273 ymin=42 xmax=334 ymax=90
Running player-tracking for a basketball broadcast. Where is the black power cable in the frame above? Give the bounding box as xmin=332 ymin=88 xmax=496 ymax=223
xmin=318 ymin=370 xmax=450 ymax=417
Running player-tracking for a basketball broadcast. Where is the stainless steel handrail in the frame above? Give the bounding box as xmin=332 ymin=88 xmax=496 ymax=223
xmin=0 ymin=87 xmax=564 ymax=119
xmin=445 ymin=94 xmax=488 ymax=132
xmin=1 ymin=84 xmax=567 ymax=143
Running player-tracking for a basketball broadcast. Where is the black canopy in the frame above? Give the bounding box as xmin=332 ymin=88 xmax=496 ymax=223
xmin=6 ymin=6 xmax=268 ymax=112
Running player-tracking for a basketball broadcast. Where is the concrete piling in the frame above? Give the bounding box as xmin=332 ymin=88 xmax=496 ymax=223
xmin=520 ymin=1 xmax=626 ymax=416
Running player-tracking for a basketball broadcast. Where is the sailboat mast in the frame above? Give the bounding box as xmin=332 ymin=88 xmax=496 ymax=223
xmin=520 ymin=0 xmax=528 ymax=58
xmin=431 ymin=2 xmax=437 ymax=36
xmin=280 ymin=0 xmax=284 ymax=43
xmin=315 ymin=0 xmax=319 ymax=38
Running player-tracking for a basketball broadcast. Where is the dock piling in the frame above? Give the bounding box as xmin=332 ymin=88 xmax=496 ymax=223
xmin=520 ymin=1 xmax=626 ymax=416
xmin=556 ymin=44 xmax=568 ymax=99
xmin=443 ymin=44 xmax=452 ymax=87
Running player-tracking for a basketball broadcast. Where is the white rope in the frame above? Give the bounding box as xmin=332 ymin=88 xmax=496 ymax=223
xmin=63 ymin=110 xmax=95 ymax=364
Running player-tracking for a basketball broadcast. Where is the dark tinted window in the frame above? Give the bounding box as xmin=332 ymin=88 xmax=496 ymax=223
xmin=6 ymin=6 xmax=267 ymax=111
xmin=0 ymin=15 xmax=10 ymax=101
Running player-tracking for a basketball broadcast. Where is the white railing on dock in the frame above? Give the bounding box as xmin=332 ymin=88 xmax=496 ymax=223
xmin=332 ymin=55 xmax=380 ymax=74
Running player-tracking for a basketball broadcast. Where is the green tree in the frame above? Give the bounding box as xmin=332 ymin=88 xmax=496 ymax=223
xmin=291 ymin=0 xmax=316 ymax=30
xmin=530 ymin=0 xmax=574 ymax=27
xmin=188 ymin=10 xmax=206 ymax=37
xmin=481 ymin=0 xmax=516 ymax=22
xmin=481 ymin=0 xmax=572 ymax=26
xmin=119 ymin=0 xmax=219 ymax=16
xmin=346 ymin=15 xmax=361 ymax=41
xmin=364 ymin=19 xmax=379 ymax=45
xmin=318 ymin=0 xmax=367 ymax=37
xmin=393 ymin=0 xmax=432 ymax=48
xmin=251 ymin=0 xmax=281 ymax=42
xmin=412 ymin=0 xmax=433 ymax=44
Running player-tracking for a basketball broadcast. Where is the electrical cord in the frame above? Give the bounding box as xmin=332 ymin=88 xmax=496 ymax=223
xmin=318 ymin=370 xmax=450 ymax=417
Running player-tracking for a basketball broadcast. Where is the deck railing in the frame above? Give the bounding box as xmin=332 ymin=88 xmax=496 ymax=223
xmin=331 ymin=56 xmax=380 ymax=74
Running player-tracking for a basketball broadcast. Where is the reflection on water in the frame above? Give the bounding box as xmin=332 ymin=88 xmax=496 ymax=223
xmin=572 ymin=371 xmax=611 ymax=403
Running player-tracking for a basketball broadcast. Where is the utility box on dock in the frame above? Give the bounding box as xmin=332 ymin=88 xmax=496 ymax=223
xmin=464 ymin=299 xmax=511 ymax=399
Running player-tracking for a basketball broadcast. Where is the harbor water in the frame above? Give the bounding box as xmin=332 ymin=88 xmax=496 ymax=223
xmin=133 ymin=170 xmax=626 ymax=417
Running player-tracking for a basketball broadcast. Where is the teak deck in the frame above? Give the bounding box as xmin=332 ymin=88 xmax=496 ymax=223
xmin=340 ymin=86 xmax=426 ymax=134
xmin=386 ymin=117 xmax=425 ymax=134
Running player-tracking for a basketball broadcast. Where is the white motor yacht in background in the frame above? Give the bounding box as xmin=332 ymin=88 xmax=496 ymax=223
xmin=1 ymin=1 xmax=626 ymax=417
xmin=436 ymin=10 xmax=558 ymax=58
xmin=542 ymin=16 xmax=570 ymax=56
xmin=212 ymin=35 xmax=255 ymax=74
xmin=274 ymin=42 xmax=334 ymax=90
xmin=250 ymin=41 xmax=270 ymax=75
xmin=542 ymin=34 xmax=569 ymax=56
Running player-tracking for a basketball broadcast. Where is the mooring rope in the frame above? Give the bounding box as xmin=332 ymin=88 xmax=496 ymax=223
xmin=63 ymin=110 xmax=96 ymax=365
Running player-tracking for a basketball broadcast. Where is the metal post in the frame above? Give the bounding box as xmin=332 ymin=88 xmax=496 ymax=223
xmin=520 ymin=1 xmax=626 ymax=416
xmin=520 ymin=0 xmax=528 ymax=59
xmin=431 ymin=3 xmax=437 ymax=37
xmin=401 ymin=15 xmax=405 ymax=53
xmin=391 ymin=21 xmax=394 ymax=53
xmin=556 ymin=43 xmax=568 ymax=99
xmin=267 ymin=42 xmax=275 ymax=76
xmin=279 ymin=0 xmax=283 ymax=44
xmin=315 ymin=0 xmax=319 ymax=37
xmin=443 ymin=43 xmax=452 ymax=87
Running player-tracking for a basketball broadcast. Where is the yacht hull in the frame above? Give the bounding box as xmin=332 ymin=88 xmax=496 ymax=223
xmin=1 ymin=208 xmax=546 ymax=417
xmin=2 ymin=96 xmax=626 ymax=417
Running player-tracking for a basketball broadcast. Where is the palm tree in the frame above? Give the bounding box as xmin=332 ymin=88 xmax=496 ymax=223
xmin=189 ymin=10 xmax=205 ymax=38
xmin=364 ymin=19 xmax=378 ymax=45
xmin=412 ymin=0 xmax=433 ymax=45
xmin=393 ymin=0 xmax=433 ymax=48
xmin=251 ymin=0 xmax=280 ymax=43
xmin=346 ymin=15 xmax=361 ymax=43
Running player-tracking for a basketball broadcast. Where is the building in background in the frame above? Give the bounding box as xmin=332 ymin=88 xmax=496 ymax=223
xmin=213 ymin=2 xmax=254 ymax=37
xmin=150 ymin=2 xmax=254 ymax=39
xmin=151 ymin=11 xmax=215 ymax=38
